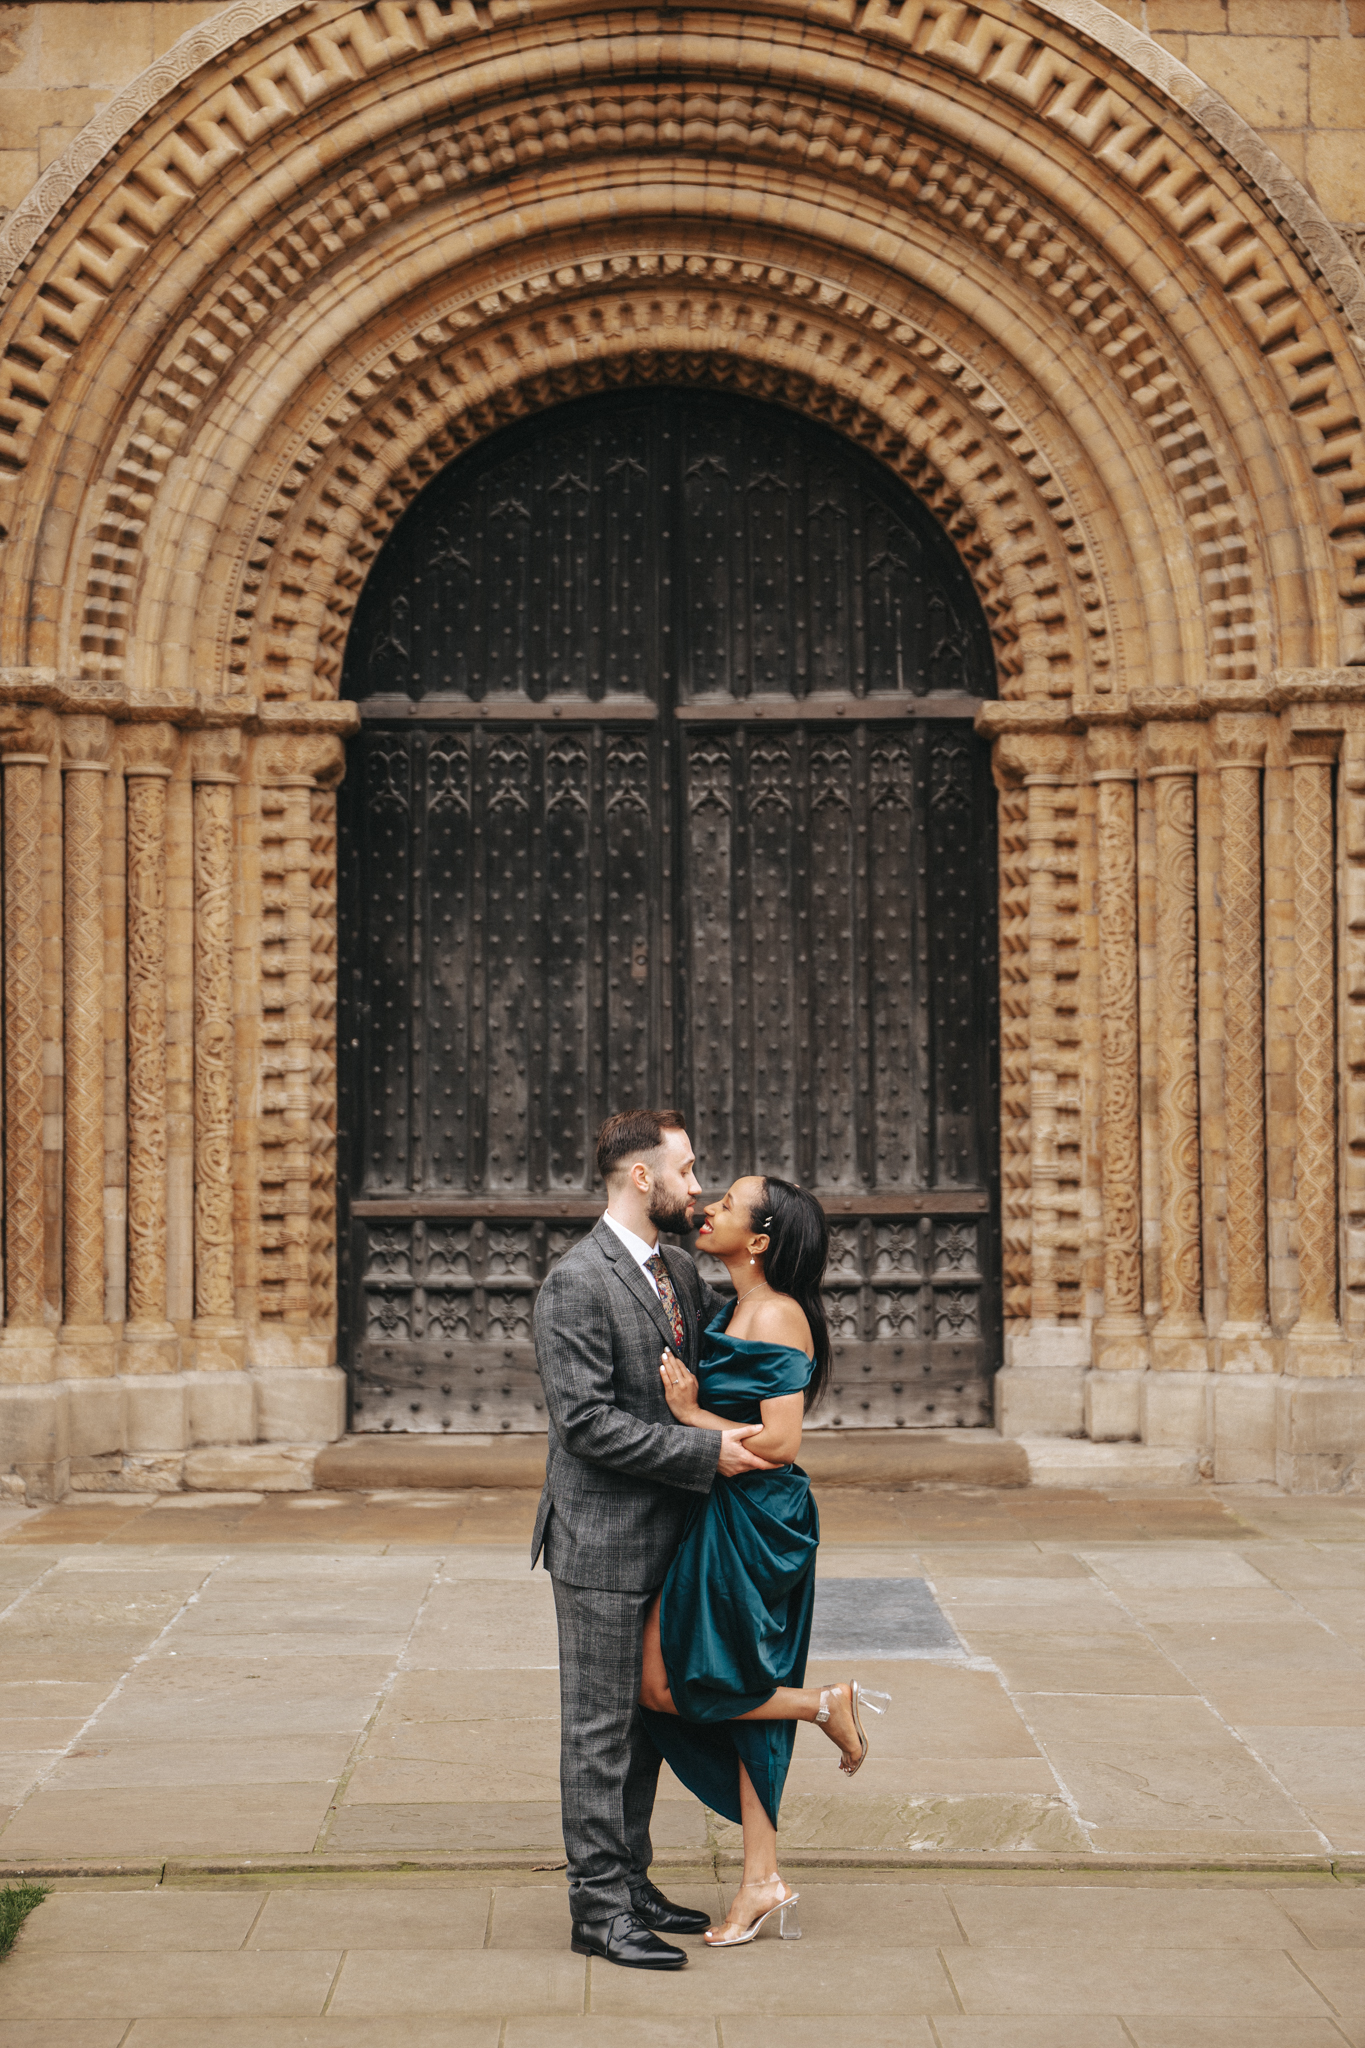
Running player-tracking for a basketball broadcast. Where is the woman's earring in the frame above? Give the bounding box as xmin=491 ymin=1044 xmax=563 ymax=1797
xmin=749 ymin=1256 xmax=756 ymax=1265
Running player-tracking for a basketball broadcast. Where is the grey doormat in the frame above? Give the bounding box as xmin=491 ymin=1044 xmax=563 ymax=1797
xmin=809 ymin=1577 xmax=965 ymax=1659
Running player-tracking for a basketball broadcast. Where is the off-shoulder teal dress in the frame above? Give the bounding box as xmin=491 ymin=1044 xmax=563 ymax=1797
xmin=641 ymin=1305 xmax=819 ymax=1828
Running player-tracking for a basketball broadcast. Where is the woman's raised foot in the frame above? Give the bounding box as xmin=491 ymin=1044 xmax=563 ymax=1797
xmin=815 ymin=1680 xmax=890 ymax=1776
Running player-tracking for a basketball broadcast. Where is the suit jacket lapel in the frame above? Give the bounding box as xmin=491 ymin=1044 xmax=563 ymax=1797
xmin=593 ymin=1218 xmax=677 ymax=1352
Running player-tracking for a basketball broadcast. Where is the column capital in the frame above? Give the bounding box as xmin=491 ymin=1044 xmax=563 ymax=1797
xmin=994 ymin=732 xmax=1080 ymax=786
xmin=0 ymin=705 xmax=58 ymax=761
xmin=254 ymin=734 xmax=344 ymax=789
xmin=1142 ymin=720 xmax=1202 ymax=777
xmin=121 ymin=721 xmax=179 ymax=777
xmin=1087 ymin=725 xmax=1138 ymax=780
xmin=191 ymin=729 xmax=244 ymax=783
xmin=1209 ymin=712 xmax=1271 ymax=767
xmin=61 ymin=714 xmax=112 ymax=768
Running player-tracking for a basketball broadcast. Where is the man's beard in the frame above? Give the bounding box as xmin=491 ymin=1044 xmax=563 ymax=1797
xmin=647 ymin=1190 xmax=694 ymax=1236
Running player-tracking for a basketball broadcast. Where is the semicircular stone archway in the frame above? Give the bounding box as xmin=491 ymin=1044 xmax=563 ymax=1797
xmin=2 ymin=0 xmax=1364 ymax=1493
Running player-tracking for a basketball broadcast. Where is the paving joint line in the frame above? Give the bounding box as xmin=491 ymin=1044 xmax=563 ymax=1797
xmin=310 ymin=1548 xmax=446 ymax=1854
xmin=0 ymin=1551 xmax=227 ymax=1843
xmin=1077 ymin=1553 xmax=1335 ymax=1856
xmin=919 ymin=1557 xmax=1096 ymax=1852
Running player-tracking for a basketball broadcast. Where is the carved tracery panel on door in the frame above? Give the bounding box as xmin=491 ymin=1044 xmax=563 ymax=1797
xmin=338 ymin=390 xmax=999 ymax=1432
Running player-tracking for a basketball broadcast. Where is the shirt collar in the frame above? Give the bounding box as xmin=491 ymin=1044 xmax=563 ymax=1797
xmin=602 ymin=1210 xmax=659 ymax=1268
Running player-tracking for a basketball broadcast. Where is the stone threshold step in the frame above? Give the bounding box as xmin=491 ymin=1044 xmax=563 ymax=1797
xmin=2 ymin=1849 xmax=1354 ymax=1882
xmin=313 ymin=1428 xmax=1027 ymax=1492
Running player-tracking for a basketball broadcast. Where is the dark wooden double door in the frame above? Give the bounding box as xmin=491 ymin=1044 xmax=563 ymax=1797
xmin=337 ymin=390 xmax=1000 ymax=1433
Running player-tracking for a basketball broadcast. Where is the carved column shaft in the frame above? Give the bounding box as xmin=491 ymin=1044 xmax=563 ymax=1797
xmin=1152 ymin=767 xmax=1203 ymax=1331
xmin=1293 ymin=755 xmax=1339 ymax=1328
xmin=1220 ymin=761 xmax=1268 ymax=1330
xmin=279 ymin=778 xmax=314 ymax=1331
xmin=62 ymin=758 xmax=109 ymax=1327
xmin=125 ymin=767 xmax=170 ymax=1328
xmin=194 ymin=773 xmax=237 ymax=1324
xmin=1094 ymin=771 xmax=1142 ymax=1327
xmin=4 ymin=756 xmax=47 ymax=1327
xmin=1025 ymin=775 xmax=1061 ymax=1322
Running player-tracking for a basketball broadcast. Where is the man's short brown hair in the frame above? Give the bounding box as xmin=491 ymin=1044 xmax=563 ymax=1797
xmin=595 ymin=1108 xmax=688 ymax=1185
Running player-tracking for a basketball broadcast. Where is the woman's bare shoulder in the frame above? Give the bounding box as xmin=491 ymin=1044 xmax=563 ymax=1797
xmin=748 ymin=1292 xmax=813 ymax=1354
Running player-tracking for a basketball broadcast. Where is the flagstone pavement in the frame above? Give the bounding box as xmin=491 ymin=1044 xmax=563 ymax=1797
xmin=4 ymin=1479 xmax=1365 ymax=2041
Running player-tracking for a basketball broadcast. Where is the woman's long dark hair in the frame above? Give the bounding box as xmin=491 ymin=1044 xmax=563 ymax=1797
xmin=752 ymin=1177 xmax=830 ymax=1412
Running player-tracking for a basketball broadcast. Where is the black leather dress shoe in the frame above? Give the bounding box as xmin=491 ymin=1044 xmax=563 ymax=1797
xmin=629 ymin=1880 xmax=712 ymax=1935
xmin=570 ymin=1910 xmax=687 ymax=1969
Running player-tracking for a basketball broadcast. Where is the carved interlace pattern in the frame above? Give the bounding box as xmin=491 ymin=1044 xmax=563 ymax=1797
xmin=126 ymin=773 xmax=168 ymax=1324
xmin=1025 ymin=780 xmax=1083 ymax=1323
xmin=193 ymin=780 xmax=235 ymax=1321
xmin=63 ymin=769 xmax=107 ymax=1325
xmin=1154 ymin=773 xmax=1202 ymax=1323
xmin=3 ymin=762 xmax=45 ymax=1325
xmin=998 ymin=786 xmax=1031 ymax=1321
xmin=1096 ymin=778 xmax=1141 ymax=1320
xmin=1220 ymin=765 xmax=1267 ymax=1327
xmin=1294 ymin=760 xmax=1338 ymax=1325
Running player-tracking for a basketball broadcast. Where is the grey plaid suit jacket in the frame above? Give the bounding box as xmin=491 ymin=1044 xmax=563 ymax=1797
xmin=531 ymin=1218 xmax=722 ymax=1592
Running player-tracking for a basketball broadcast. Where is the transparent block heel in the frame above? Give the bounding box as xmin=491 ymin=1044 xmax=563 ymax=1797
xmin=779 ymin=1899 xmax=802 ymax=1940
xmin=702 ymin=1879 xmax=800 ymax=1947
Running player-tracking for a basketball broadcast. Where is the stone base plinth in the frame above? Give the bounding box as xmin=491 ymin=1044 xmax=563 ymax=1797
xmin=183 ymin=1442 xmax=320 ymax=1491
xmin=254 ymin=1368 xmax=346 ymax=1444
xmin=190 ymin=1320 xmax=248 ymax=1373
xmin=56 ymin=1325 xmax=119 ymax=1380
xmin=994 ymin=1366 xmax=1085 ymax=1438
xmin=1276 ymin=1379 xmax=1365 ymax=1492
xmin=1215 ymin=1327 xmax=1281 ymax=1375
xmin=185 ymin=1372 xmax=255 ymax=1446
xmin=1212 ymin=1376 xmax=1278 ymax=1483
xmin=1141 ymin=1372 xmax=1211 ymax=1448
xmin=120 ymin=1327 xmax=182 ymax=1376
xmin=1285 ymin=1331 xmax=1354 ymax=1378
xmin=1084 ymin=1370 xmax=1142 ymax=1442
xmin=0 ymin=1383 xmax=69 ymax=1502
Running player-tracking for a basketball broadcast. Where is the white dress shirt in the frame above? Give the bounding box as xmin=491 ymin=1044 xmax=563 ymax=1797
xmin=602 ymin=1210 xmax=663 ymax=1299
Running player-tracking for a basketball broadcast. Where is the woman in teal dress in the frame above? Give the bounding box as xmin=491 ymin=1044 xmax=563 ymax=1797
xmin=639 ymin=1175 xmax=889 ymax=1947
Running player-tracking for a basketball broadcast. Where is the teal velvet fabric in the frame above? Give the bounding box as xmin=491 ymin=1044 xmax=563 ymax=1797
xmin=641 ymin=1306 xmax=819 ymax=1828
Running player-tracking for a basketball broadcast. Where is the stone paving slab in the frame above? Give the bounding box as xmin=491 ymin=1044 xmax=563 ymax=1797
xmin=9 ymin=1487 xmax=1365 ymax=1870
xmin=6 ymin=1875 xmax=1365 ymax=2039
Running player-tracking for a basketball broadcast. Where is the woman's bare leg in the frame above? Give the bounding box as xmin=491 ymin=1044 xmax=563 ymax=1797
xmin=639 ymin=1600 xmax=861 ymax=1766
xmin=705 ymin=1762 xmax=788 ymax=1943
xmin=734 ymin=1682 xmax=862 ymax=1766
xmin=638 ymin=1595 xmax=678 ymax=1715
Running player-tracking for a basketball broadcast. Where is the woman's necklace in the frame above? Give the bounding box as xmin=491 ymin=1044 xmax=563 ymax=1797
xmin=733 ymin=1277 xmax=770 ymax=1307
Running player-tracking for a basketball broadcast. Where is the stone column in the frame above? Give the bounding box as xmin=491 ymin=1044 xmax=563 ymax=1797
xmin=58 ymin=717 xmax=117 ymax=1380
xmin=1090 ymin=732 xmax=1146 ymax=1389
xmin=0 ymin=711 xmax=60 ymax=1408
xmin=1148 ymin=737 xmax=1206 ymax=1376
xmin=191 ymin=733 xmax=247 ymax=1376
xmin=122 ymin=724 xmax=179 ymax=1375
xmin=1288 ymin=734 xmax=1349 ymax=1373
xmin=1214 ymin=723 xmax=1273 ymax=1370
xmin=252 ymin=735 xmax=347 ymax=1448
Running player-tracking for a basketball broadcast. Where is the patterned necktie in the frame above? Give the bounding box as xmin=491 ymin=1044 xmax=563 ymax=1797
xmin=646 ymin=1253 xmax=686 ymax=1354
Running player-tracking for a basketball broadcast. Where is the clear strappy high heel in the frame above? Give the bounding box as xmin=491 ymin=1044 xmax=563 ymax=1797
xmin=816 ymin=1679 xmax=892 ymax=1776
xmin=703 ymin=1876 xmax=802 ymax=1947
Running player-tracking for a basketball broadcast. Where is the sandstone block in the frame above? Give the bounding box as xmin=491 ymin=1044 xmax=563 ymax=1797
xmin=254 ymin=1368 xmax=346 ymax=1444
xmin=123 ymin=1377 xmax=188 ymax=1452
xmin=1275 ymin=1377 xmax=1365 ymax=1493
xmin=183 ymin=1442 xmax=318 ymax=1492
xmin=1141 ymin=1372 xmax=1211 ymax=1449
xmin=1213 ymin=1375 xmax=1277 ymax=1483
xmin=1083 ymin=1370 xmax=1142 ymax=1442
xmin=186 ymin=1372 xmax=255 ymax=1446
xmin=994 ymin=1365 xmax=1084 ymax=1439
xmin=66 ymin=1378 xmax=125 ymax=1458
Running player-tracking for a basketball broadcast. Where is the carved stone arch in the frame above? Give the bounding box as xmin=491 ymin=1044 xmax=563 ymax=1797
xmin=3 ymin=0 xmax=1361 ymax=682
xmin=211 ymin=276 xmax=1138 ymax=708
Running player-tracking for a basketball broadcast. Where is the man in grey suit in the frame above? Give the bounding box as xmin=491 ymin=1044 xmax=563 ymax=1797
xmin=532 ymin=1108 xmax=774 ymax=1969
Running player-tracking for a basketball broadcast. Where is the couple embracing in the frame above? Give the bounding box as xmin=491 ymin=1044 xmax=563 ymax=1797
xmin=531 ymin=1108 xmax=888 ymax=1969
